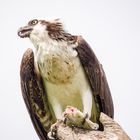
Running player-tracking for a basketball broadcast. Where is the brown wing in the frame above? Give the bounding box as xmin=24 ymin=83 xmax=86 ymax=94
xmin=20 ymin=48 xmax=53 ymax=140
xmin=75 ymin=37 xmax=114 ymax=118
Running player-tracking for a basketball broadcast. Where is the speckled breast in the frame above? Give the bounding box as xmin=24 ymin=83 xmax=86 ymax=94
xmin=38 ymin=49 xmax=80 ymax=84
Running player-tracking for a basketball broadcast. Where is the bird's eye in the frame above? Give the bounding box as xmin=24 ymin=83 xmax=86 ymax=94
xmin=29 ymin=19 xmax=38 ymax=25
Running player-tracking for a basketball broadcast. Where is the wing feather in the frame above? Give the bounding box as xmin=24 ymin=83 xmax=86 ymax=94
xmin=76 ymin=37 xmax=114 ymax=118
xmin=20 ymin=48 xmax=53 ymax=140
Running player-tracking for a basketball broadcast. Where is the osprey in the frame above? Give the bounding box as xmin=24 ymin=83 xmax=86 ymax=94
xmin=18 ymin=19 xmax=114 ymax=140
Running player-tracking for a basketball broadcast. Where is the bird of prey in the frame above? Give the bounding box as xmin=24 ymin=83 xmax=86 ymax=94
xmin=18 ymin=19 xmax=114 ymax=140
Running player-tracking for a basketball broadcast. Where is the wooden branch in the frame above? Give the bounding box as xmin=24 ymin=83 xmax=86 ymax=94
xmin=49 ymin=113 xmax=131 ymax=140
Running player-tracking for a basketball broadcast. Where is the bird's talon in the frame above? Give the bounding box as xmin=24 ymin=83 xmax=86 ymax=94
xmin=48 ymin=125 xmax=58 ymax=140
xmin=48 ymin=131 xmax=56 ymax=140
xmin=84 ymin=113 xmax=89 ymax=119
xmin=71 ymin=124 xmax=75 ymax=130
xmin=63 ymin=117 xmax=67 ymax=124
xmin=82 ymin=113 xmax=88 ymax=125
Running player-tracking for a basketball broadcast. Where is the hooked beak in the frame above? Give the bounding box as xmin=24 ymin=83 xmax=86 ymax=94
xmin=18 ymin=25 xmax=33 ymax=38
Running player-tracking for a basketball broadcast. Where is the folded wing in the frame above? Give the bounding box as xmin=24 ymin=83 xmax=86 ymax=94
xmin=20 ymin=48 xmax=53 ymax=140
xmin=75 ymin=37 xmax=114 ymax=118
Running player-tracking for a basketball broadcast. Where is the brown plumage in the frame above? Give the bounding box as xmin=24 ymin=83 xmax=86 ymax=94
xmin=20 ymin=49 xmax=53 ymax=140
xmin=20 ymin=37 xmax=114 ymax=139
xmin=76 ymin=37 xmax=114 ymax=118
xmin=18 ymin=19 xmax=114 ymax=140
xmin=40 ymin=19 xmax=77 ymax=43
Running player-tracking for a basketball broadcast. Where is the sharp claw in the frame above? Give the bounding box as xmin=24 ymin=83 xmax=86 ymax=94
xmin=82 ymin=113 xmax=88 ymax=125
xmin=84 ymin=113 xmax=89 ymax=119
xmin=48 ymin=125 xmax=58 ymax=140
xmin=48 ymin=131 xmax=56 ymax=140
xmin=63 ymin=117 xmax=67 ymax=124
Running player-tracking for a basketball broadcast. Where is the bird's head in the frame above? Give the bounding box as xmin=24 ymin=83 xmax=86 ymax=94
xmin=18 ymin=19 xmax=77 ymax=48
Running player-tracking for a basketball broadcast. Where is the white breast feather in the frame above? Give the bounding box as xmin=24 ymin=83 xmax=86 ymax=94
xmin=30 ymin=27 xmax=93 ymax=120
